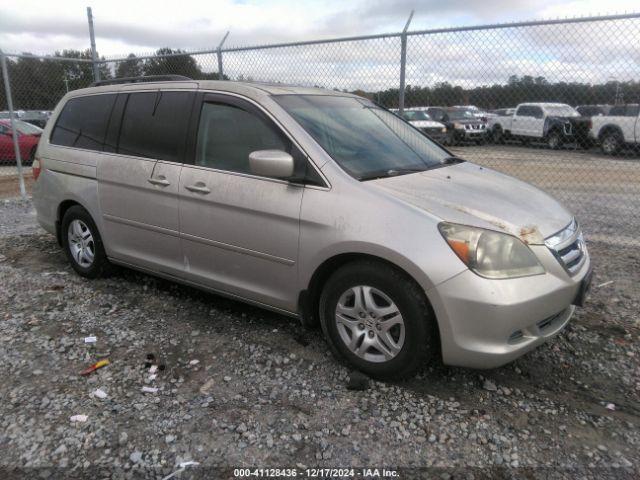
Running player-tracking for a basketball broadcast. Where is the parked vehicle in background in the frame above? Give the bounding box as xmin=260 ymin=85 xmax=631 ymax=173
xmin=20 ymin=111 xmax=52 ymax=129
xmin=488 ymin=103 xmax=592 ymax=149
xmin=589 ymin=104 xmax=640 ymax=155
xmin=488 ymin=108 xmax=516 ymax=142
xmin=576 ymin=105 xmax=611 ymax=118
xmin=391 ymin=108 xmax=447 ymax=143
xmin=0 ymin=119 xmax=42 ymax=165
xmin=426 ymin=107 xmax=488 ymax=146
xmin=453 ymin=105 xmax=489 ymax=121
xmin=33 ymin=79 xmax=591 ymax=379
xmin=490 ymin=108 xmax=515 ymax=117
xmin=0 ymin=110 xmax=26 ymax=120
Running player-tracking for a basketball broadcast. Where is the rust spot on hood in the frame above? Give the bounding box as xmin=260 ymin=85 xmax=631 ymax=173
xmin=519 ymin=225 xmax=543 ymax=244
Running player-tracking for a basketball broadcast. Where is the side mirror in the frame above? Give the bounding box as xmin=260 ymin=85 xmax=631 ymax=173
xmin=249 ymin=150 xmax=294 ymax=179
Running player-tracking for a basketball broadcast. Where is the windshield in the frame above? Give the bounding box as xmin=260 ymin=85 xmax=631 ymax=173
xmin=274 ymin=95 xmax=452 ymax=179
xmin=402 ymin=110 xmax=431 ymax=121
xmin=14 ymin=121 xmax=42 ymax=135
xmin=545 ymin=105 xmax=579 ymax=117
xmin=447 ymin=109 xmax=476 ymax=120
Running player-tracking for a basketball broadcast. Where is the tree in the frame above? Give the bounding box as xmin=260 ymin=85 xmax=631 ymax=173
xmin=143 ymin=48 xmax=203 ymax=78
xmin=116 ymin=54 xmax=143 ymax=78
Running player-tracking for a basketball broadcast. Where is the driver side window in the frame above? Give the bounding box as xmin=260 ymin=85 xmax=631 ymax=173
xmin=196 ymin=102 xmax=289 ymax=175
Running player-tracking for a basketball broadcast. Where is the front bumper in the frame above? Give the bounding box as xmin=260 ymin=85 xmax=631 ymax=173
xmin=454 ymin=129 xmax=487 ymax=141
xmin=427 ymin=243 xmax=591 ymax=369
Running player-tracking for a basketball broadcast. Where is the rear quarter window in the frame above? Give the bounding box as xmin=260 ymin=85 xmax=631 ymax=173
xmin=50 ymin=94 xmax=116 ymax=151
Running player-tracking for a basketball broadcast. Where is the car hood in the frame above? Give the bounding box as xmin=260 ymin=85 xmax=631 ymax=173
xmin=409 ymin=120 xmax=445 ymax=129
xmin=369 ymin=162 xmax=572 ymax=244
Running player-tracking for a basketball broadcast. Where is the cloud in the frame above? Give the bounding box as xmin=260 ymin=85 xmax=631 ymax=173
xmin=2 ymin=0 xmax=639 ymax=97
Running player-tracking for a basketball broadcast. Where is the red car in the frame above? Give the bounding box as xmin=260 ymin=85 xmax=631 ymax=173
xmin=0 ymin=119 xmax=42 ymax=165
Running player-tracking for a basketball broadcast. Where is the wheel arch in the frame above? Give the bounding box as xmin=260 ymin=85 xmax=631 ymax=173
xmin=298 ymin=252 xmax=438 ymax=332
xmin=55 ymin=199 xmax=87 ymax=246
xmin=598 ymin=124 xmax=623 ymax=141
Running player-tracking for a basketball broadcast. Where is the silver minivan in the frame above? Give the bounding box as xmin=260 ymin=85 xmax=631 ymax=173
xmin=32 ymin=78 xmax=592 ymax=379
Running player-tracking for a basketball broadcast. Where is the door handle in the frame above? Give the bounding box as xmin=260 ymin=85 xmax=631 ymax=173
xmin=148 ymin=177 xmax=170 ymax=187
xmin=185 ymin=183 xmax=211 ymax=194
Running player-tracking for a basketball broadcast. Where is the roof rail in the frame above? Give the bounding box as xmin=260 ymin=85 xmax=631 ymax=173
xmin=91 ymin=75 xmax=193 ymax=87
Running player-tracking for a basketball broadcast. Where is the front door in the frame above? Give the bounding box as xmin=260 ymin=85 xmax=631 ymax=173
xmin=179 ymin=94 xmax=304 ymax=312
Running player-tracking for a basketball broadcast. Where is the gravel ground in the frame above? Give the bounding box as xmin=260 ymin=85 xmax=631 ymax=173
xmin=0 ymin=197 xmax=639 ymax=479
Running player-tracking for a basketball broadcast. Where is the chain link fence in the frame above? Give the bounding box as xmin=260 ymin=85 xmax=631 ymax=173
xmin=1 ymin=13 xmax=639 ymax=244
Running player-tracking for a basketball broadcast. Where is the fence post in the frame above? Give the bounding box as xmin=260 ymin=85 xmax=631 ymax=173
xmin=398 ymin=10 xmax=414 ymax=114
xmin=217 ymin=31 xmax=230 ymax=80
xmin=0 ymin=50 xmax=27 ymax=199
xmin=87 ymin=7 xmax=100 ymax=82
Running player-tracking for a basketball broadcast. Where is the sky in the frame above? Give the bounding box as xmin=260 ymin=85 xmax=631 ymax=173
xmin=0 ymin=0 xmax=639 ymax=92
xmin=0 ymin=0 xmax=638 ymax=56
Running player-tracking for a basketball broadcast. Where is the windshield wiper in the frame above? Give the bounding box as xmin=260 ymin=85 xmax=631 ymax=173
xmin=442 ymin=156 xmax=465 ymax=165
xmin=358 ymin=167 xmax=426 ymax=181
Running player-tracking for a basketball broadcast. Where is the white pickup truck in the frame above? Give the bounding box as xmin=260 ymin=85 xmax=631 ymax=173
xmin=488 ymin=102 xmax=592 ymax=149
xmin=589 ymin=104 xmax=640 ymax=155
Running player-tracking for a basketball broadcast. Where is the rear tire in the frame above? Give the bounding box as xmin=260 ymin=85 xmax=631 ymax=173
xmin=600 ymin=131 xmax=622 ymax=155
xmin=61 ymin=205 xmax=112 ymax=279
xmin=319 ymin=260 xmax=438 ymax=380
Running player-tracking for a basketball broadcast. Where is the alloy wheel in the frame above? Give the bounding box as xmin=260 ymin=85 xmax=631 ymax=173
xmin=602 ymin=135 xmax=618 ymax=155
xmin=67 ymin=219 xmax=95 ymax=268
xmin=548 ymin=133 xmax=560 ymax=149
xmin=334 ymin=286 xmax=405 ymax=363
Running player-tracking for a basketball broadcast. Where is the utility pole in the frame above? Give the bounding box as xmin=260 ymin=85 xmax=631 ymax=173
xmin=0 ymin=50 xmax=27 ymax=198
xmin=398 ymin=10 xmax=414 ymax=115
xmin=217 ymin=31 xmax=230 ymax=80
xmin=87 ymin=7 xmax=100 ymax=82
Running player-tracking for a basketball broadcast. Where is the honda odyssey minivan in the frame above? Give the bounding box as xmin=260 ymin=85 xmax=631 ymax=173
xmin=32 ymin=77 xmax=592 ymax=379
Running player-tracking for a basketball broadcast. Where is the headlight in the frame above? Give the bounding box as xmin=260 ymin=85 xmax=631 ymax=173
xmin=441 ymin=127 xmax=447 ymax=133
xmin=453 ymin=123 xmax=464 ymax=129
xmin=438 ymin=223 xmax=545 ymax=279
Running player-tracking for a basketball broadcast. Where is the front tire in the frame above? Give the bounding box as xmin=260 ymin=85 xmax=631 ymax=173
xmin=547 ymin=130 xmax=562 ymax=150
xmin=61 ymin=205 xmax=112 ymax=278
xmin=319 ymin=260 xmax=438 ymax=380
xmin=492 ymin=127 xmax=504 ymax=144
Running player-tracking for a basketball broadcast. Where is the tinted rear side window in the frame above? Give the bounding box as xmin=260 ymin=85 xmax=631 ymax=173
xmin=118 ymin=91 xmax=194 ymax=162
xmin=50 ymin=94 xmax=115 ymax=151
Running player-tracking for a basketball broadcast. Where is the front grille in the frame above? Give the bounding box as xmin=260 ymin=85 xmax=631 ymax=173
xmin=545 ymin=219 xmax=587 ymax=276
